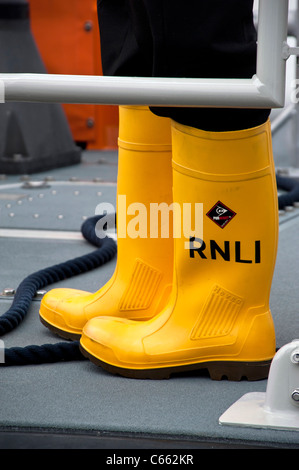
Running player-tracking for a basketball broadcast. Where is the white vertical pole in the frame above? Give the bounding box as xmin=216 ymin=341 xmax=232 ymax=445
xmin=257 ymin=0 xmax=289 ymax=105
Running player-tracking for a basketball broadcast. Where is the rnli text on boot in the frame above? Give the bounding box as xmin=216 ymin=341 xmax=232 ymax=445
xmin=189 ymin=237 xmax=261 ymax=264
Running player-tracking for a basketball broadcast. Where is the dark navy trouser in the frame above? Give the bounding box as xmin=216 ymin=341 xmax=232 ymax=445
xmin=96 ymin=0 xmax=270 ymax=131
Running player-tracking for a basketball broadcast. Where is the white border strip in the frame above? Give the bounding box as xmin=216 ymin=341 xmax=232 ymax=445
xmin=0 ymin=80 xmax=4 ymax=103
xmin=0 ymin=228 xmax=117 ymax=241
xmin=0 ymin=228 xmax=84 ymax=240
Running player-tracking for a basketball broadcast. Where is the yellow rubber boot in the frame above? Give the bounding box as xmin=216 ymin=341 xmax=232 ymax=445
xmin=80 ymin=119 xmax=278 ymax=381
xmin=39 ymin=106 xmax=173 ymax=340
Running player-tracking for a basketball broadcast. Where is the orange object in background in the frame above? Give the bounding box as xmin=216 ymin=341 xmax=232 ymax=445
xmin=29 ymin=0 xmax=118 ymax=150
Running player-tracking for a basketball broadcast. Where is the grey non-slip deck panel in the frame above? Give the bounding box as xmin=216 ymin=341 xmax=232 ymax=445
xmin=0 ymin=150 xmax=298 ymax=449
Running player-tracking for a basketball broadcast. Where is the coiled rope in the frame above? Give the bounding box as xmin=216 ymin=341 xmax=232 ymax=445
xmin=0 ymin=215 xmax=117 ymax=366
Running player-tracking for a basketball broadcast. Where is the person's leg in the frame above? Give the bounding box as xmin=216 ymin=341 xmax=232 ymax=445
xmin=40 ymin=3 xmax=175 ymax=339
xmin=80 ymin=118 xmax=278 ymax=380
xmin=80 ymin=1 xmax=279 ymax=379
xmin=129 ymin=0 xmax=270 ymax=130
xmin=40 ymin=106 xmax=174 ymax=339
xmin=96 ymin=0 xmax=152 ymax=77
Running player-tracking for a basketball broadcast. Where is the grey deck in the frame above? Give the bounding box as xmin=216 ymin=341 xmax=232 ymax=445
xmin=0 ymin=150 xmax=299 ymax=450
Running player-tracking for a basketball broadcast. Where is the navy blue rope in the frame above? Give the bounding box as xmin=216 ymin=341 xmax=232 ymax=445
xmin=3 ymin=342 xmax=85 ymax=366
xmin=0 ymin=215 xmax=117 ymax=366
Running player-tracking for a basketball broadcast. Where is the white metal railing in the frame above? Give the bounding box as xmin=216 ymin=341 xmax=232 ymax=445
xmin=0 ymin=0 xmax=291 ymax=109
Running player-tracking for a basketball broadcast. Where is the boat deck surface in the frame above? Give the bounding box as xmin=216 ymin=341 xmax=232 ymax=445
xmin=0 ymin=144 xmax=299 ymax=450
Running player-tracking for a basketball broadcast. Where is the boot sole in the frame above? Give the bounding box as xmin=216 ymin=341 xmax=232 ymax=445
xmin=79 ymin=344 xmax=271 ymax=381
xmin=39 ymin=315 xmax=81 ymax=341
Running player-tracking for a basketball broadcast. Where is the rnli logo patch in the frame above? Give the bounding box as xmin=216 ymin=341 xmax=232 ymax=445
xmin=206 ymin=201 xmax=236 ymax=229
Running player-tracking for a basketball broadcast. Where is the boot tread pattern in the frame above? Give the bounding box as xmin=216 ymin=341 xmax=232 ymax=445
xmin=191 ymin=285 xmax=244 ymax=339
xmin=119 ymin=259 xmax=162 ymax=311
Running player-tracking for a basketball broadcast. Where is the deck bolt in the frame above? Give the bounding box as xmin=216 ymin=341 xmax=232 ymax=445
xmin=291 ymin=352 xmax=299 ymax=363
xmin=2 ymin=288 xmax=15 ymax=296
xmin=35 ymin=290 xmax=47 ymax=298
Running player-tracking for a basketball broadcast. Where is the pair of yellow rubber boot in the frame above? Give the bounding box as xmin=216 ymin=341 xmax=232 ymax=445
xmin=40 ymin=106 xmax=278 ymax=381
